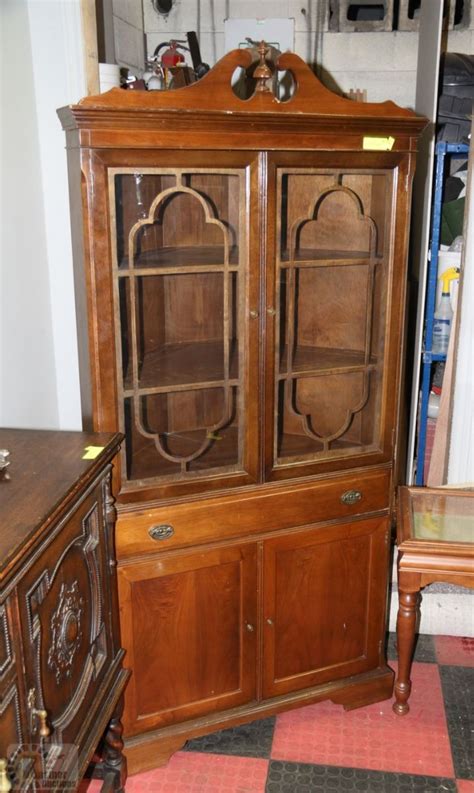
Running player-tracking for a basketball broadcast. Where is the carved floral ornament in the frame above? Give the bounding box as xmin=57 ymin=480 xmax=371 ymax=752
xmin=47 ymin=581 xmax=84 ymax=685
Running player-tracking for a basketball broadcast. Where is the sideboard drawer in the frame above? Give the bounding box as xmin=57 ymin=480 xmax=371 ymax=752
xmin=116 ymin=468 xmax=390 ymax=559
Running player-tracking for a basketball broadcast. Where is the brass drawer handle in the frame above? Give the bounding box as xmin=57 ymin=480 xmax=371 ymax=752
xmin=27 ymin=689 xmax=51 ymax=738
xmin=0 ymin=758 xmax=11 ymax=792
xmin=340 ymin=489 xmax=362 ymax=506
xmin=149 ymin=524 xmax=175 ymax=541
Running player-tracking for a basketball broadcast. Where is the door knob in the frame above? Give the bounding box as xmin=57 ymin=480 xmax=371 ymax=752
xmin=245 ymin=622 xmax=255 ymax=632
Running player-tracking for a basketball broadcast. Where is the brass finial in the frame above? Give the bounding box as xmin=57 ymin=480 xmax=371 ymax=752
xmin=253 ymin=41 xmax=272 ymax=93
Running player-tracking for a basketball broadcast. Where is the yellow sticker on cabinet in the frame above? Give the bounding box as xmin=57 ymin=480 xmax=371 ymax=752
xmin=362 ymin=136 xmax=395 ymax=151
xmin=82 ymin=445 xmax=105 ymax=459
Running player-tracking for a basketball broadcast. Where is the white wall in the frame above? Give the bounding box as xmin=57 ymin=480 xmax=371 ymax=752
xmin=142 ymin=0 xmax=474 ymax=108
xmin=1 ymin=0 xmax=58 ymax=429
xmin=0 ymin=0 xmax=85 ymax=430
xmin=112 ymin=0 xmax=145 ymax=73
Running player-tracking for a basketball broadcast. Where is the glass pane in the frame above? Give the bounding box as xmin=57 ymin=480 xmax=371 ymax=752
xmin=119 ymin=273 xmax=239 ymax=390
xmin=275 ymin=169 xmax=392 ymax=466
xmin=410 ymin=491 xmax=474 ymax=543
xmin=124 ymin=387 xmax=240 ymax=481
xmin=111 ymin=168 xmax=244 ymax=485
xmin=113 ymin=172 xmax=239 ymax=269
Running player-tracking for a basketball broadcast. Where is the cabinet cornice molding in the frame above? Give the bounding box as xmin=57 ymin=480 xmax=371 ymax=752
xmin=58 ymin=48 xmax=427 ymax=140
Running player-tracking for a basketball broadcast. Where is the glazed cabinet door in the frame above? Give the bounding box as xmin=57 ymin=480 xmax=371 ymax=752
xmin=264 ymin=152 xmax=411 ymax=481
xmin=118 ymin=543 xmax=258 ymax=735
xmin=14 ymin=475 xmax=120 ymax=787
xmin=83 ymin=150 xmax=260 ymax=501
xmin=262 ymin=517 xmax=390 ymax=699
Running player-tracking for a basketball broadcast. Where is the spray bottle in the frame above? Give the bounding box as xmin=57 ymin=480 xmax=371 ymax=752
xmin=432 ymin=266 xmax=459 ymax=354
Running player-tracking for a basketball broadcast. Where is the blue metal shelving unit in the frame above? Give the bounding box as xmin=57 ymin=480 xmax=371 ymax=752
xmin=415 ymin=141 xmax=469 ymax=485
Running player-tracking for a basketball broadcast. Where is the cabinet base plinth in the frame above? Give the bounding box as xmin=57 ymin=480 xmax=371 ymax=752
xmin=124 ymin=665 xmax=394 ymax=776
xmin=124 ymin=735 xmax=186 ymax=775
xmin=331 ymin=667 xmax=395 ymax=711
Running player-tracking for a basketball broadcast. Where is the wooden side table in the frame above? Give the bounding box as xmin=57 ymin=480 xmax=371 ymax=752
xmin=393 ymin=486 xmax=474 ymax=715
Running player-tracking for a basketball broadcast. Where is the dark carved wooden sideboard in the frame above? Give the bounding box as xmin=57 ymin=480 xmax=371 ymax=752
xmin=0 ymin=429 xmax=130 ymax=792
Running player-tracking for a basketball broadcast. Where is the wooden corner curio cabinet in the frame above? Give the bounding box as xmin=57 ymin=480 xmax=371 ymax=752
xmin=59 ymin=46 xmax=426 ymax=773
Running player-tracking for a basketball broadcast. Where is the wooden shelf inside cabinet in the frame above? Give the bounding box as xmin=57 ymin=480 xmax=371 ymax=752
xmin=279 ymin=250 xmax=382 ymax=266
xmin=279 ymin=346 xmax=377 ymax=378
xmin=117 ymin=245 xmax=240 ymax=271
xmin=278 ymin=432 xmax=375 ymax=460
xmin=123 ymin=340 xmax=239 ymax=393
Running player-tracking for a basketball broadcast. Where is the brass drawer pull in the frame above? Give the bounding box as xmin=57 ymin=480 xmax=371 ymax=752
xmin=340 ymin=489 xmax=362 ymax=506
xmin=0 ymin=758 xmax=11 ymax=792
xmin=149 ymin=524 xmax=175 ymax=541
xmin=27 ymin=689 xmax=51 ymax=738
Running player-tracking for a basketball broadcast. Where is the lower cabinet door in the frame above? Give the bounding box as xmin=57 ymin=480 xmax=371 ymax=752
xmin=262 ymin=516 xmax=390 ymax=699
xmin=118 ymin=543 xmax=258 ymax=735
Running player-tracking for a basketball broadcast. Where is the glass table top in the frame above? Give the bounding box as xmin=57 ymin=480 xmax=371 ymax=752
xmin=409 ymin=491 xmax=474 ymax=544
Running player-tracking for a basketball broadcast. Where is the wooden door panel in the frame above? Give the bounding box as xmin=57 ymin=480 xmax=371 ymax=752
xmin=0 ymin=683 xmax=23 ymax=753
xmin=16 ymin=482 xmax=117 ymax=752
xmin=119 ymin=543 xmax=258 ymax=735
xmin=263 ymin=517 xmax=390 ymax=698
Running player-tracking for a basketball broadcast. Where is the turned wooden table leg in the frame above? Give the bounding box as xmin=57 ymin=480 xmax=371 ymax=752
xmin=102 ymin=697 xmax=127 ymax=792
xmin=393 ymin=589 xmax=421 ymax=715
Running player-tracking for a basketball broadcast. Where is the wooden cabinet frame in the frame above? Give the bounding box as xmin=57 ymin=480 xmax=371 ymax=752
xmin=59 ymin=46 xmax=426 ymax=773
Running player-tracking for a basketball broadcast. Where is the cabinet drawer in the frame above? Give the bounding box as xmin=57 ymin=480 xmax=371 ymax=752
xmin=116 ymin=468 xmax=390 ymax=558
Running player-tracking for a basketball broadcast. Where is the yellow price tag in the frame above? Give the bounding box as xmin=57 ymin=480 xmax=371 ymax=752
xmin=82 ymin=445 xmax=105 ymax=460
xmin=362 ymin=136 xmax=395 ymax=151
